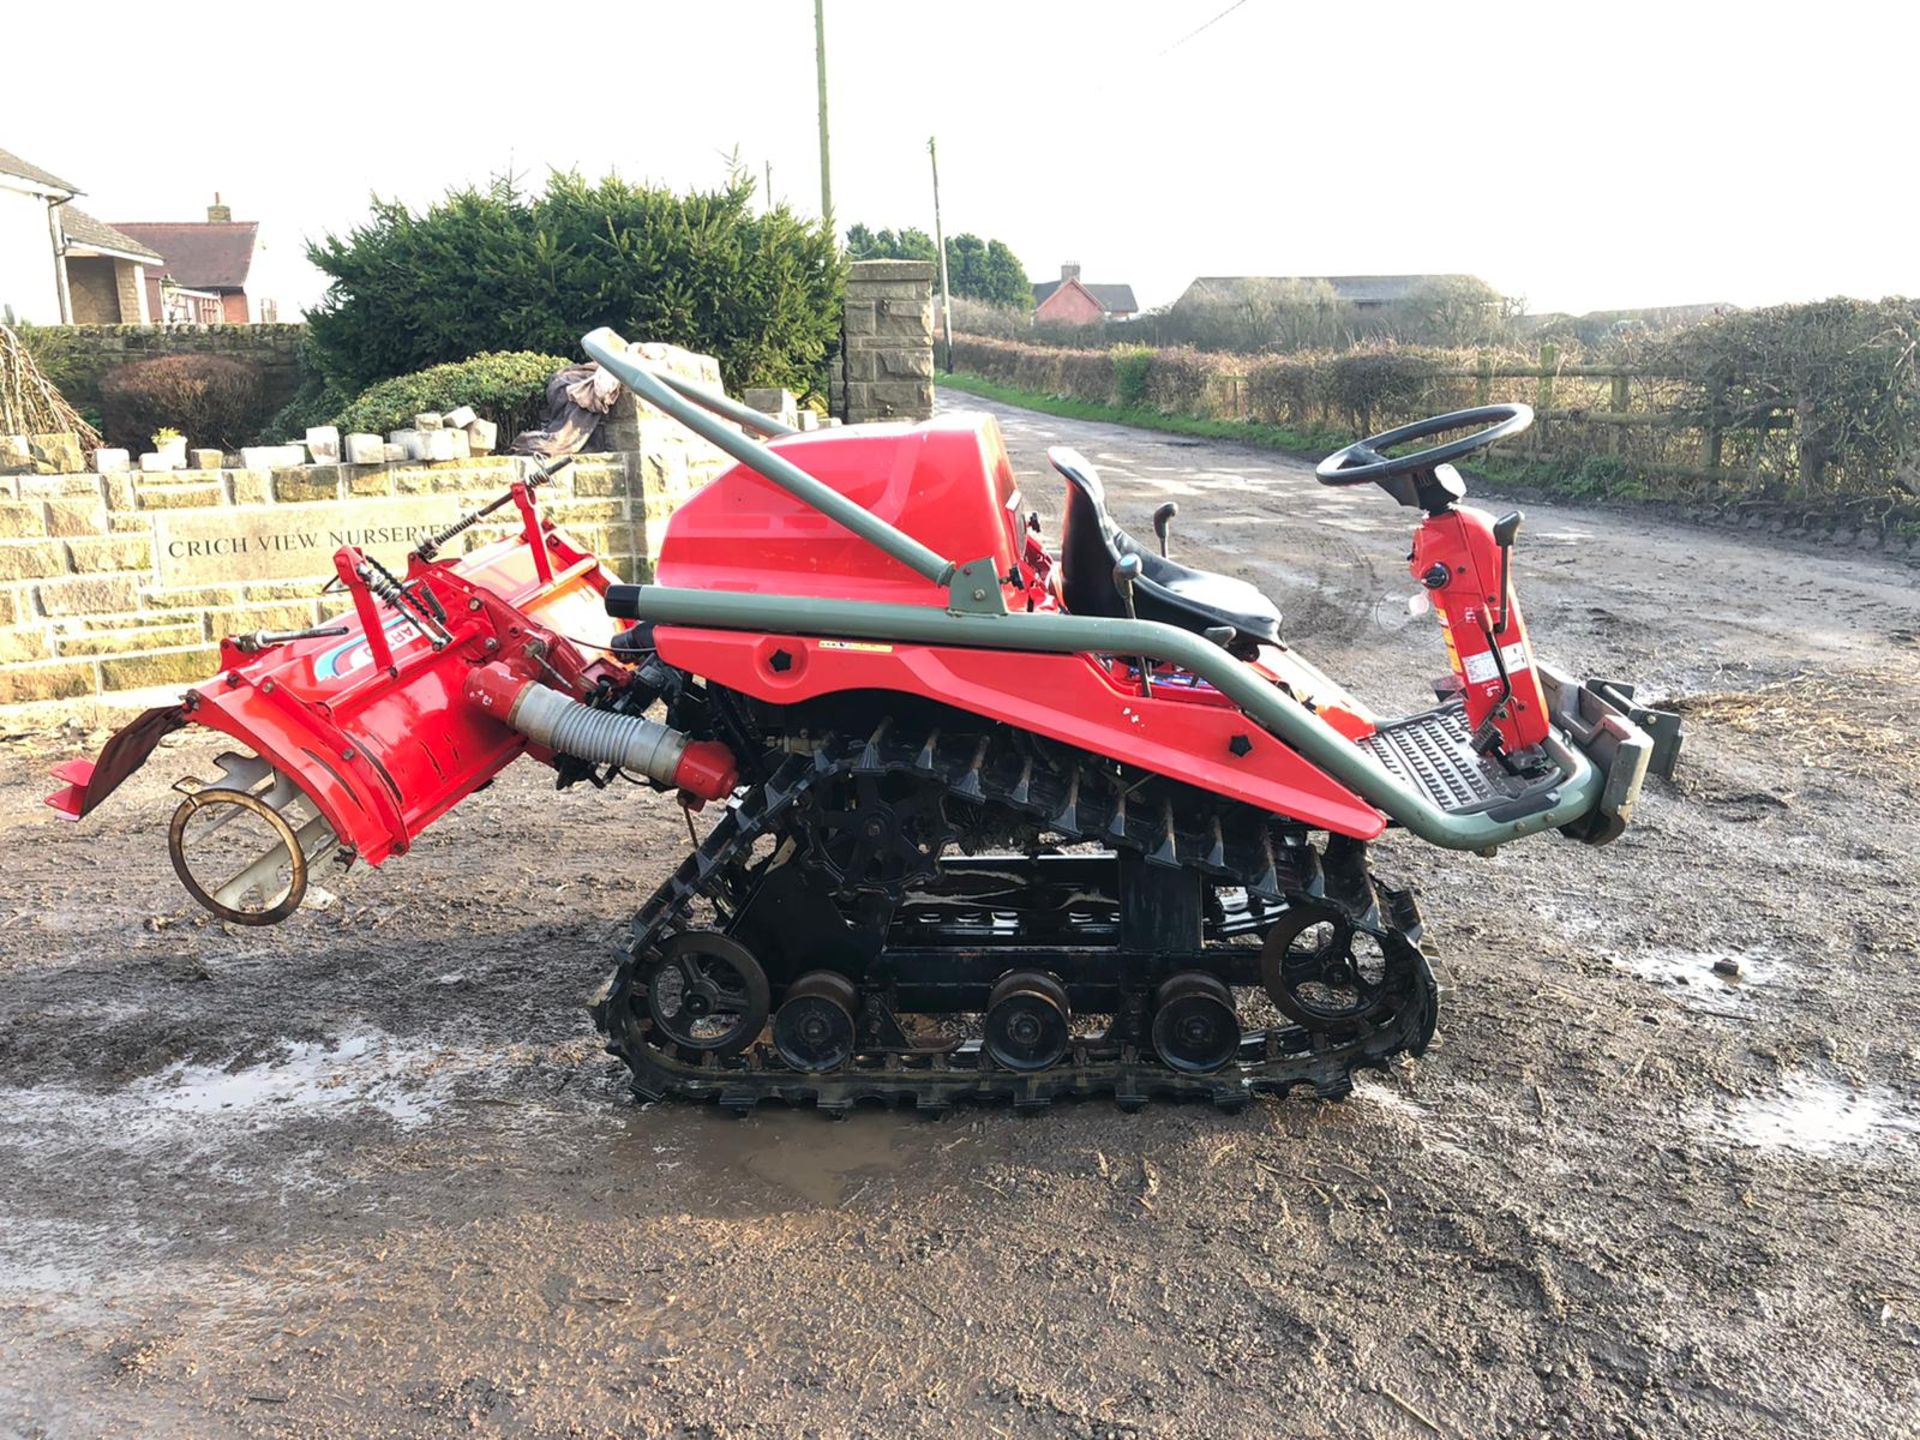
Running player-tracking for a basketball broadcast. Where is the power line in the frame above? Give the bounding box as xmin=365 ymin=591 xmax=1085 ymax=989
xmin=1157 ymin=0 xmax=1252 ymax=57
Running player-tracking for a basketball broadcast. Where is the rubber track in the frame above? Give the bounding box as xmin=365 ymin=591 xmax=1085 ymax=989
xmin=595 ymin=719 xmax=1438 ymax=1115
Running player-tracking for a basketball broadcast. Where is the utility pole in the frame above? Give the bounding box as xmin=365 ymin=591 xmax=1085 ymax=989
xmin=929 ymin=136 xmax=953 ymax=373
xmin=814 ymin=0 xmax=832 ymax=227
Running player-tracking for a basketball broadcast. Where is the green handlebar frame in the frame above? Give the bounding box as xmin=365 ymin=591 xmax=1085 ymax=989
xmin=615 ymin=584 xmax=1605 ymax=851
xmin=584 ymin=328 xmax=955 ymax=587
xmin=580 ymin=326 xmax=1616 ymax=853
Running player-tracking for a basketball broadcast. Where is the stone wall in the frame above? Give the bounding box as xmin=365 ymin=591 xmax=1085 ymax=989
xmin=21 ymin=322 xmax=310 ymax=415
xmin=838 ymin=260 xmax=935 ymax=424
xmin=0 ymin=417 xmax=729 ymax=706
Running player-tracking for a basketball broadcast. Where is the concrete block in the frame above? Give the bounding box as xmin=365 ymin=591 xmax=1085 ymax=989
xmin=190 ymin=448 xmax=224 ymax=472
xmin=466 ymin=418 xmax=498 ymax=455
xmin=305 ymin=426 xmax=341 ymax=463
xmin=95 ymin=447 xmax=132 ymax=474
xmin=420 ymin=430 xmax=455 ymax=462
xmin=139 ymin=451 xmax=179 ymax=473
xmin=797 ymin=410 xmax=819 ymax=431
xmin=343 ymin=432 xmax=386 ymax=464
xmin=414 ymin=412 xmax=445 ymax=431
xmin=0 ymin=435 xmax=31 ymax=475
xmin=384 ymin=443 xmax=408 ymax=464
xmin=240 ymin=446 xmax=278 ymax=471
xmin=442 ymin=405 xmax=478 ymax=429
xmin=447 ymin=429 xmax=471 ymax=460
xmin=744 ymin=388 xmax=800 ymax=429
xmin=389 ymin=430 xmax=424 ymax=460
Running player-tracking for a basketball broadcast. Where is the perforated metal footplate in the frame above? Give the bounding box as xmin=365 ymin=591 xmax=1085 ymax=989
xmin=1358 ymin=705 xmax=1530 ymax=813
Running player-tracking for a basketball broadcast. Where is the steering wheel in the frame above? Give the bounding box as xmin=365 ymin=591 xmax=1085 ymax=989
xmin=1316 ymin=404 xmax=1533 ymax=488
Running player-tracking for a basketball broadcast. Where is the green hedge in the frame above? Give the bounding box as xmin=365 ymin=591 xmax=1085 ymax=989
xmin=306 ymin=171 xmax=843 ymax=398
xmin=330 ymin=351 xmax=571 ymax=442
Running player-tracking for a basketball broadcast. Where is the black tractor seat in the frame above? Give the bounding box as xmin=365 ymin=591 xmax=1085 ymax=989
xmin=1051 ymin=447 xmax=1282 ymax=653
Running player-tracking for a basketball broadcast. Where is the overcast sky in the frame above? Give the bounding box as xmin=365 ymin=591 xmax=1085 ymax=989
xmin=8 ymin=0 xmax=1912 ymax=320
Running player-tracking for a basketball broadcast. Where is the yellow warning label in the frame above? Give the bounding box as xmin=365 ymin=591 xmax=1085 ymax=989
xmin=818 ymin=640 xmax=895 ymax=653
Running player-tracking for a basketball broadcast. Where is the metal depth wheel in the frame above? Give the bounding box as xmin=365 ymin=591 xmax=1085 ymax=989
xmin=1259 ymin=903 xmax=1402 ymax=1033
xmin=772 ymin=970 xmax=860 ymax=1073
xmin=1150 ymin=971 xmax=1242 ymax=1074
xmin=642 ymin=930 xmax=770 ymax=1057
xmin=984 ymin=970 xmax=1071 ymax=1073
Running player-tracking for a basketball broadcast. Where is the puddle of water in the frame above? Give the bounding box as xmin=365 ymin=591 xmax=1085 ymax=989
xmin=1703 ymin=1073 xmax=1920 ymax=1158
xmin=637 ymin=1108 xmax=956 ymax=1208
xmin=140 ymin=1032 xmax=439 ymax=1127
xmin=1614 ymin=946 xmax=1773 ymax=997
xmin=0 ymin=1027 xmax=469 ymax=1159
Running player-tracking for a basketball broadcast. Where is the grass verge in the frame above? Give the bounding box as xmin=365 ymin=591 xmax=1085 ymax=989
xmin=934 ymin=371 xmax=1352 ymax=459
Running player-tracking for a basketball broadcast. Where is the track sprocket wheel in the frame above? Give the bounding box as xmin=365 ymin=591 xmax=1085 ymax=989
xmin=1259 ymin=903 xmax=1406 ymax=1034
xmin=642 ymin=930 xmax=770 ymax=1057
xmin=804 ymin=772 xmax=954 ymax=896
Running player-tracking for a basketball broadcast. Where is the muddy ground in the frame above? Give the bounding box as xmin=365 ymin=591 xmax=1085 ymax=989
xmin=2 ymin=392 xmax=1918 ymax=1439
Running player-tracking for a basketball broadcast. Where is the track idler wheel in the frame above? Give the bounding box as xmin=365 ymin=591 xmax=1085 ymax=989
xmin=984 ymin=970 xmax=1071 ymax=1073
xmin=641 ymin=931 xmax=770 ymax=1058
xmin=1150 ymin=971 xmax=1241 ymax=1074
xmin=772 ymin=970 xmax=860 ymax=1073
xmin=1260 ymin=903 xmax=1405 ymax=1034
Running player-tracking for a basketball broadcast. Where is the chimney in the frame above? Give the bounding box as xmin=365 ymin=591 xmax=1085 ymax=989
xmin=207 ymin=192 xmax=232 ymax=223
xmin=1061 ymin=262 xmax=1081 ymax=282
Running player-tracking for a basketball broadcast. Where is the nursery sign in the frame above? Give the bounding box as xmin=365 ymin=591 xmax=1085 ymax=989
xmin=152 ymin=498 xmax=455 ymax=587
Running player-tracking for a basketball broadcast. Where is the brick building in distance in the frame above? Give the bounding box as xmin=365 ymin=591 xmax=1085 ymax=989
xmin=116 ymin=196 xmax=260 ymax=324
xmin=1032 ymin=263 xmax=1137 ymax=326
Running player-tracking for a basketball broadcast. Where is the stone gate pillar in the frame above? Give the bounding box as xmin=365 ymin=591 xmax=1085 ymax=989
xmin=837 ymin=260 xmax=935 ymax=424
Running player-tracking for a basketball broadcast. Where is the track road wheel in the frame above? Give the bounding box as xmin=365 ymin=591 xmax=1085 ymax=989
xmin=1151 ymin=971 xmax=1241 ymax=1074
xmin=642 ymin=931 xmax=770 ymax=1057
xmin=1260 ymin=903 xmax=1402 ymax=1035
xmin=984 ymin=970 xmax=1071 ymax=1073
xmin=772 ymin=970 xmax=860 ymax=1073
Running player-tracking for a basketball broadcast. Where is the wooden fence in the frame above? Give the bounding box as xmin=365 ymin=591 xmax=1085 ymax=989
xmin=1215 ymin=342 xmax=1802 ymax=492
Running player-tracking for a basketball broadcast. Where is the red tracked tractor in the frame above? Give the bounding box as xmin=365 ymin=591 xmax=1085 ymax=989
xmin=48 ymin=330 xmax=1680 ymax=1115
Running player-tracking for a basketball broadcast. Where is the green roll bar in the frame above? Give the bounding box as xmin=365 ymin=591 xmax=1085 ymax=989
xmin=580 ymin=327 xmax=1609 ymax=851
xmin=642 ymin=362 xmax=800 ymax=440
xmin=585 ymin=329 xmax=955 ymax=588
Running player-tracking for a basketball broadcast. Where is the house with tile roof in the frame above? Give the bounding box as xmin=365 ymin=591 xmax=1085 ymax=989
xmin=1032 ymin=264 xmax=1138 ymax=326
xmin=0 ymin=144 xmax=166 ymax=324
xmin=116 ymin=197 xmax=261 ymax=324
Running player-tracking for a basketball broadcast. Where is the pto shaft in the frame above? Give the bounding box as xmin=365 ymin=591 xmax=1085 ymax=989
xmin=465 ymin=664 xmax=738 ymax=800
